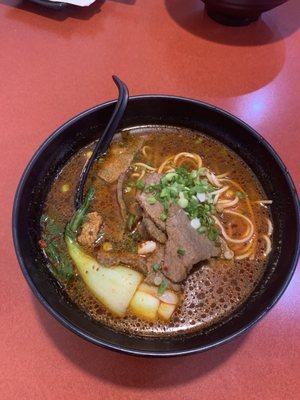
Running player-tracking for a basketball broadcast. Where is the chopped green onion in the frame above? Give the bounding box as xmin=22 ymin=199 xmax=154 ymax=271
xmin=178 ymin=197 xmax=188 ymax=208
xmin=198 ymin=167 xmax=207 ymax=175
xmin=158 ymin=280 xmax=168 ymax=295
xmin=143 ymin=166 xmax=220 ymax=241
xmin=164 ymin=172 xmax=177 ymax=182
xmin=160 ymin=212 xmax=167 ymax=221
xmin=152 ymin=263 xmax=161 ymax=272
xmin=147 ymin=196 xmax=157 ymax=205
xmin=177 ymin=247 xmax=186 ymax=256
xmin=160 ymin=187 xmax=171 ymax=198
xmin=136 ymin=180 xmax=145 ymax=190
xmin=207 ymin=227 xmax=219 ymax=241
xmin=190 ymin=170 xmax=198 ymax=179
xmin=206 ymin=193 xmax=214 ymax=204
xmin=198 ymin=226 xmax=207 ymax=234
xmin=178 ymin=192 xmax=188 ymax=208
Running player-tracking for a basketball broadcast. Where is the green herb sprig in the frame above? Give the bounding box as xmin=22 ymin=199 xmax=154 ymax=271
xmin=40 ymin=215 xmax=74 ymax=281
xmin=158 ymin=280 xmax=168 ymax=295
xmin=65 ymin=187 xmax=95 ymax=240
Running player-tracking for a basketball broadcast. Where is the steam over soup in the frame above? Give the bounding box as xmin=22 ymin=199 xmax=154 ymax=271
xmin=40 ymin=126 xmax=273 ymax=336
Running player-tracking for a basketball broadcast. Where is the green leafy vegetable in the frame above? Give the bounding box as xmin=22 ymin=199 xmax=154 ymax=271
xmin=40 ymin=215 xmax=73 ymax=281
xmin=157 ymin=280 xmax=168 ymax=295
xmin=65 ymin=187 xmax=95 ymax=240
xmin=42 ymin=185 xmax=95 ymax=281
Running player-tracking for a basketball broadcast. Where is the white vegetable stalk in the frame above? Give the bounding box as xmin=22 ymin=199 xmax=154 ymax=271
xmin=66 ymin=237 xmax=179 ymax=321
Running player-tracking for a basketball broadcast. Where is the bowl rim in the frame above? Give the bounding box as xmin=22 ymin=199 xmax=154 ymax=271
xmin=12 ymin=94 xmax=300 ymax=357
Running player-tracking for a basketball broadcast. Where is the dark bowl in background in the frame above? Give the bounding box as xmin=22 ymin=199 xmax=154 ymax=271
xmin=202 ymin=0 xmax=289 ymax=26
xmin=13 ymin=96 xmax=299 ymax=357
xmin=28 ymin=0 xmax=68 ymax=9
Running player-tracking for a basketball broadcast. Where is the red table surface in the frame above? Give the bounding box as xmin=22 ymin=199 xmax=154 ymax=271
xmin=0 ymin=0 xmax=299 ymax=399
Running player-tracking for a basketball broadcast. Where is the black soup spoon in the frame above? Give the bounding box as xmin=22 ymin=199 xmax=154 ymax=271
xmin=75 ymin=75 xmax=129 ymax=209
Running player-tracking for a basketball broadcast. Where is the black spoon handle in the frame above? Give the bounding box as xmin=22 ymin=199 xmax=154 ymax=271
xmin=75 ymin=75 xmax=129 ymax=209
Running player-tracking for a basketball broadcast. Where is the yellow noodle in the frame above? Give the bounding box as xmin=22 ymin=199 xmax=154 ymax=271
xmin=157 ymin=155 xmax=174 ymax=174
xmin=164 ymin=167 xmax=175 ymax=173
xmin=213 ymin=210 xmax=254 ymax=244
xmin=261 ymin=234 xmax=272 ymax=257
xmin=131 ymin=173 xmax=140 ymax=178
xmin=219 ymin=178 xmax=257 ymax=255
xmin=217 ymin=196 xmax=239 ymax=208
xmin=133 ymin=162 xmax=156 ymax=171
xmin=138 ymin=170 xmax=146 ymax=180
xmin=174 ymin=152 xmax=203 ymax=169
xmin=235 ymin=249 xmax=254 ymax=260
xmin=233 ymin=240 xmax=253 ymax=255
xmin=131 ymin=170 xmax=146 ymax=180
xmin=211 ymin=186 xmax=229 ymax=204
xmin=217 ymin=172 xmax=230 ymax=179
xmin=211 ymin=186 xmax=229 ymax=196
xmin=266 ymin=218 xmax=273 ymax=236
xmin=253 ymin=200 xmax=273 ymax=205
xmin=142 ymin=145 xmax=151 ymax=158
xmin=206 ymin=171 xmax=222 ymax=188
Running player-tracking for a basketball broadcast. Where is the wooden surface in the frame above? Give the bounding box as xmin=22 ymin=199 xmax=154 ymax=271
xmin=0 ymin=0 xmax=299 ymax=399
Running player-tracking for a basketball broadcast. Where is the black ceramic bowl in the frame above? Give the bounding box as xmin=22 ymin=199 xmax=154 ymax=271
xmin=13 ymin=96 xmax=299 ymax=357
xmin=202 ymin=0 xmax=288 ymax=26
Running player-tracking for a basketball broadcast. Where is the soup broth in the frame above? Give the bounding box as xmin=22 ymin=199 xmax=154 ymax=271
xmin=42 ymin=126 xmax=272 ymax=337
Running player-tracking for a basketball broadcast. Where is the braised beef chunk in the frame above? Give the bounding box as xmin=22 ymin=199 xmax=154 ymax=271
xmin=163 ymin=208 xmax=220 ymax=282
xmin=77 ymin=212 xmax=102 ymax=247
xmin=137 ymin=173 xmax=219 ymax=283
xmin=136 ymin=219 xmax=149 ymax=240
xmin=136 ymin=173 xmax=166 ymax=231
xmin=97 ymin=243 xmax=165 ymax=276
xmin=97 ymin=250 xmax=147 ymax=274
xmin=98 ymin=135 xmax=144 ymax=183
xmin=143 ymin=217 xmax=167 ymax=244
